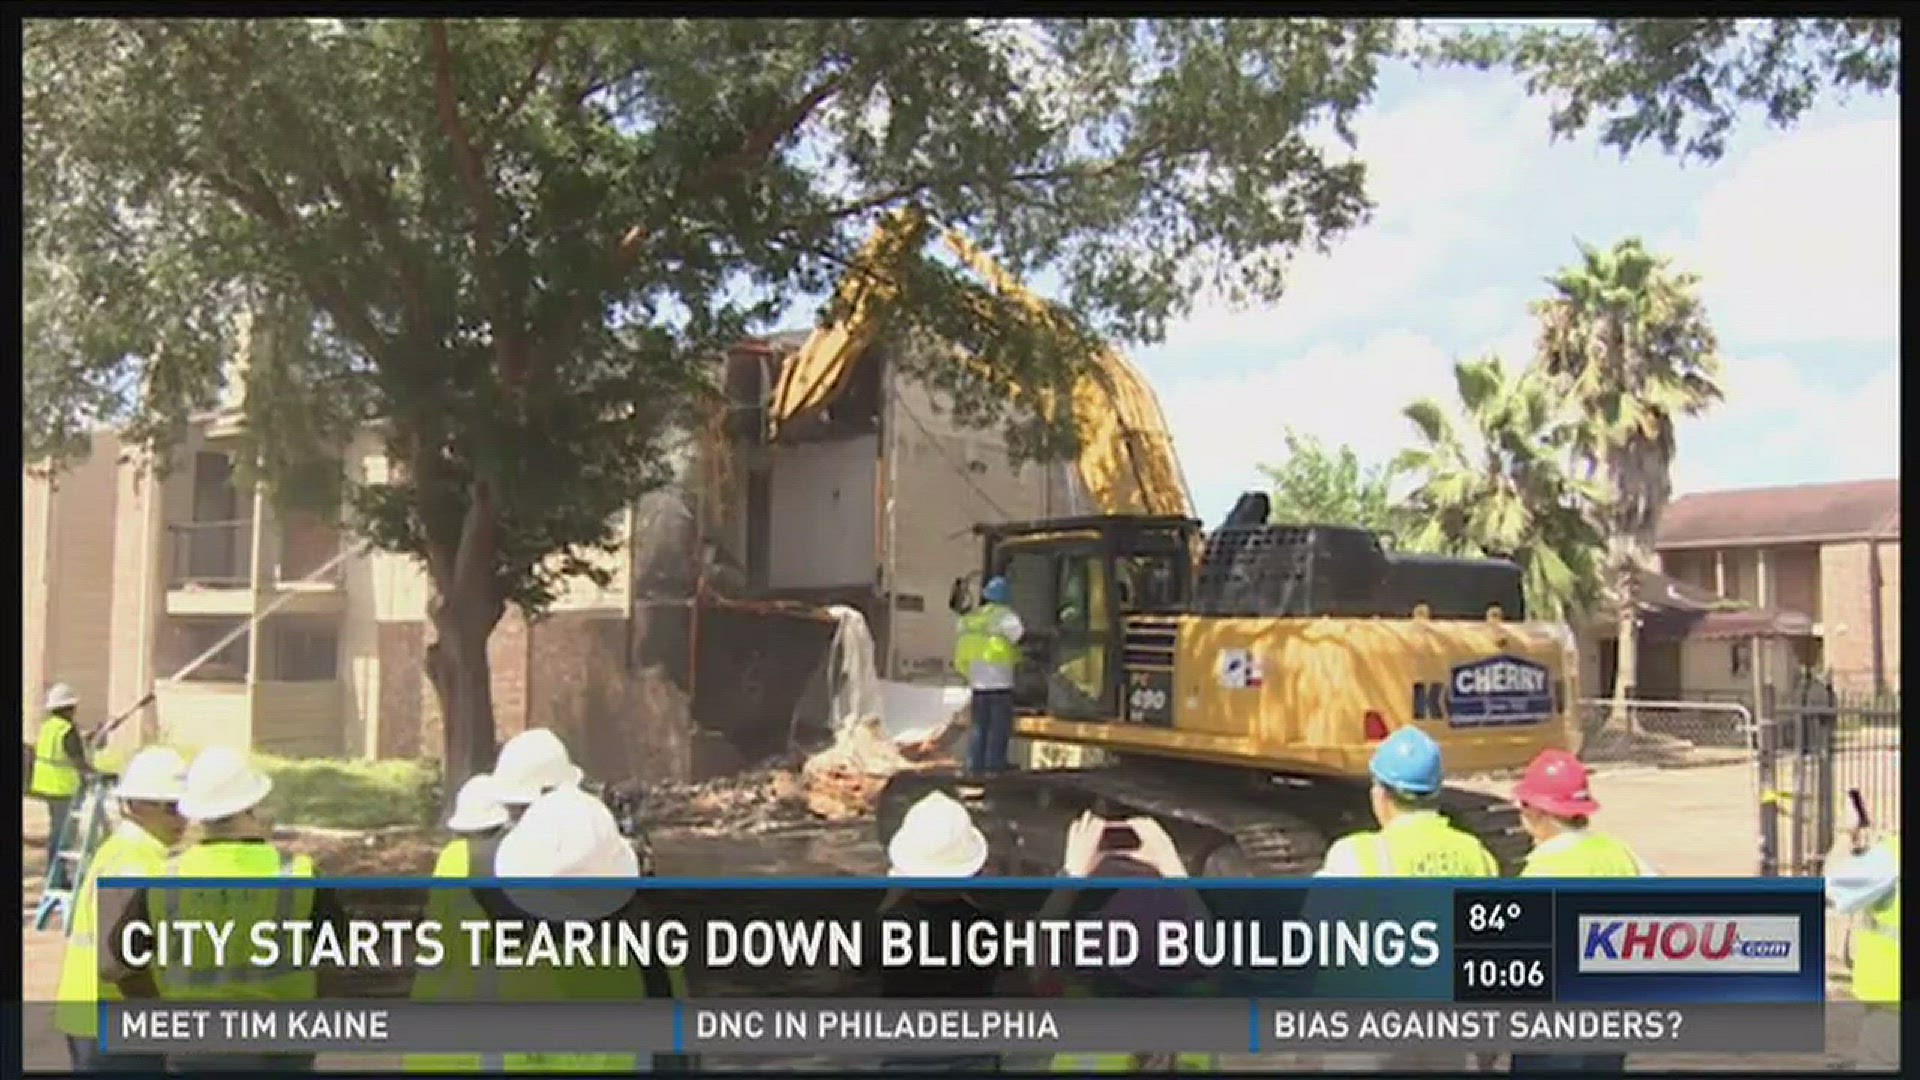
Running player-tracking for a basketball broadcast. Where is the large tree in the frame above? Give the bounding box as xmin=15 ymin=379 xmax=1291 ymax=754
xmin=1532 ymin=238 xmax=1722 ymax=726
xmin=1418 ymin=18 xmax=1901 ymax=162
xmin=1258 ymin=428 xmax=1408 ymax=538
xmin=24 ymin=17 xmax=1398 ymax=785
xmin=1393 ymin=355 xmax=1608 ymax=623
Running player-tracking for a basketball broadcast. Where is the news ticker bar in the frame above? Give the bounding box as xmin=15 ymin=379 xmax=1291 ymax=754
xmin=102 ymin=1000 xmax=1825 ymax=1055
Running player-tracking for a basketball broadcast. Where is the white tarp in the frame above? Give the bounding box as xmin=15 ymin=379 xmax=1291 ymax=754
xmin=821 ymin=604 xmax=969 ymax=745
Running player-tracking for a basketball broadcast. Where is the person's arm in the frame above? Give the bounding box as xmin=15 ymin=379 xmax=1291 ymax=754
xmin=62 ymin=726 xmax=95 ymax=777
xmin=1826 ymin=842 xmax=1899 ymax=915
xmin=998 ymin=609 xmax=1025 ymax=645
xmin=97 ymin=886 xmax=152 ymax=992
xmin=1313 ymin=837 xmax=1364 ymax=878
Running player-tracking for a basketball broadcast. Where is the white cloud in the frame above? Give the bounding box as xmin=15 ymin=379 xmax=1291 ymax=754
xmin=1152 ymin=83 xmax=1554 ymax=352
xmin=1671 ymin=355 xmax=1900 ymax=493
xmin=1668 ymin=118 xmax=1900 ymax=348
xmin=1157 ymin=330 xmax=1463 ymax=523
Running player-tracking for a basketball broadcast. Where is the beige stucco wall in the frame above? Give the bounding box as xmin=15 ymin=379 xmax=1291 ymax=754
xmin=21 ymin=435 xmax=124 ymax=753
xmin=881 ymin=372 xmax=1065 ymax=680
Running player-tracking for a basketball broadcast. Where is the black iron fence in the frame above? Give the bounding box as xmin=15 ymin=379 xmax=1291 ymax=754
xmin=1758 ymin=687 xmax=1902 ymax=877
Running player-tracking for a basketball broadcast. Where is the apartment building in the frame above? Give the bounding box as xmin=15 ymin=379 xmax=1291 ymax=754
xmin=21 ymin=330 xmax=1068 ymax=780
xmin=1574 ymin=479 xmax=1900 ymax=702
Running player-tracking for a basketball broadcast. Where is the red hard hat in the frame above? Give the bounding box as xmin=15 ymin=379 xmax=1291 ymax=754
xmin=1514 ymin=750 xmax=1601 ymax=817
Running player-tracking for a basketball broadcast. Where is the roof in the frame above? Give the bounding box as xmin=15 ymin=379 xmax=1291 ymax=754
xmin=1631 ymin=568 xmax=1814 ymax=642
xmin=1657 ymin=479 xmax=1900 ymax=549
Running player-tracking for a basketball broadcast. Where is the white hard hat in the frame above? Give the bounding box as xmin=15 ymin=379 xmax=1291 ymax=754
xmin=886 ymin=791 xmax=989 ymax=878
xmin=176 ymin=747 xmax=274 ymax=823
xmin=45 ymin=683 xmax=79 ymax=711
xmin=492 ymin=728 xmax=584 ymax=806
xmin=446 ymin=774 xmax=510 ymax=834
xmin=496 ymin=785 xmax=637 ymax=918
xmin=114 ymin=747 xmax=189 ymax=803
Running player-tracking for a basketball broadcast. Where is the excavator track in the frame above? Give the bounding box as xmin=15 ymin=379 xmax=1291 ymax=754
xmin=878 ymin=762 xmax=1527 ymax=878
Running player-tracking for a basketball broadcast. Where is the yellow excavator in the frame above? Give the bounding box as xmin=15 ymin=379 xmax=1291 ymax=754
xmin=772 ymin=211 xmax=1578 ymax=875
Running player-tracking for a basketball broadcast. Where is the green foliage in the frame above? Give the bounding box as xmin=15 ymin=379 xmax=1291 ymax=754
xmin=255 ymin=754 xmax=441 ymax=829
xmin=1257 ymin=429 xmax=1407 ymax=538
xmin=23 ymin=17 xmax=1398 ymax=623
xmin=1393 ymin=355 xmax=1608 ymax=621
xmin=1417 ymin=18 xmax=1900 ymax=163
xmin=1533 ymin=237 xmax=1721 ymax=550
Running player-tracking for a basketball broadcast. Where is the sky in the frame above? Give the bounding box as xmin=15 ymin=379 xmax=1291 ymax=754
xmin=774 ymin=58 xmax=1901 ymax=529
xmin=1135 ymin=63 xmax=1901 ymax=526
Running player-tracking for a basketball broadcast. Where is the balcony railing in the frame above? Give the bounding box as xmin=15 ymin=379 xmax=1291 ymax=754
xmin=168 ymin=517 xmax=346 ymax=588
xmin=169 ymin=520 xmax=251 ymax=587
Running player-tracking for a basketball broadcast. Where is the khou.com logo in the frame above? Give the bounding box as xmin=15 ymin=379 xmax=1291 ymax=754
xmin=1576 ymin=915 xmax=1802 ymax=973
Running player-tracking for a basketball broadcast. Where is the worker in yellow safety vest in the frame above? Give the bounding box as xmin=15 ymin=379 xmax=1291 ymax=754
xmin=953 ymin=576 xmax=1025 ymax=777
xmin=1509 ymin=749 xmax=1651 ymax=1074
xmin=1827 ymin=832 xmax=1900 ymax=1070
xmin=416 ymin=784 xmax=690 ymax=1073
xmin=99 ymin=747 xmax=344 ymax=1074
xmin=54 ymin=747 xmax=188 ymax=1073
xmin=402 ymin=773 xmax=515 ymax=1073
xmin=1316 ymin=726 xmax=1499 ymax=879
xmin=29 ymin=683 xmax=97 ymax=856
xmin=1314 ymin=726 xmax=1495 ymax=1073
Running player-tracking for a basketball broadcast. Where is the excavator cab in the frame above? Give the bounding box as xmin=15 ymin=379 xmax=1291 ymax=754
xmin=965 ymin=514 xmax=1202 ymax=722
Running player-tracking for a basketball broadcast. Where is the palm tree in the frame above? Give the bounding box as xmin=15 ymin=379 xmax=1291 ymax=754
xmin=1393 ymin=354 xmax=1608 ymax=623
xmin=1533 ymin=238 xmax=1722 ymax=726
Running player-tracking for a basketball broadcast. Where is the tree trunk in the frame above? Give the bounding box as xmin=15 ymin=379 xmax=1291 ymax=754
xmin=1609 ymin=563 xmax=1639 ymax=734
xmin=428 ymin=602 xmax=505 ymax=798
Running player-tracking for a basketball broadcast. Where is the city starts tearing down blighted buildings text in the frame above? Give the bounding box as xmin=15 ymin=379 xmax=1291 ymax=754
xmin=116 ymin=915 xmax=1444 ymax=972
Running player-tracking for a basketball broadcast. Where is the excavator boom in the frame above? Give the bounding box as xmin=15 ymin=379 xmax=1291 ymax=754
xmin=768 ymin=213 xmax=1194 ymax=520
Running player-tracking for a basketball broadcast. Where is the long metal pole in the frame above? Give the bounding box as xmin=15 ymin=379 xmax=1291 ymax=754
xmin=90 ymin=538 xmax=373 ymax=750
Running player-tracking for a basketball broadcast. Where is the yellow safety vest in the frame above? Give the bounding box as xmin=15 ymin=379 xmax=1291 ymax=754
xmin=147 ymin=842 xmax=317 ymax=1003
xmin=30 ymin=715 xmax=81 ymax=798
xmin=404 ymin=837 xmax=505 ymax=1074
xmin=1346 ymin=812 xmax=1500 ymax=878
xmin=1050 ymin=1052 xmax=1219 ymax=1073
xmin=954 ymin=603 xmax=1020 ymax=672
xmin=1521 ymin=831 xmax=1644 ymax=878
xmin=404 ymin=892 xmax=691 ymax=1073
xmin=1045 ymin=973 xmax=1217 ymax=1073
xmin=55 ymin=822 xmax=172 ymax=1035
xmin=1852 ymin=836 xmax=1900 ymax=1006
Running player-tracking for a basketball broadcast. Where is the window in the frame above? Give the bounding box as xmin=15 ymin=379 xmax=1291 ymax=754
xmin=165 ymin=619 xmax=250 ymax=682
xmin=267 ymin=618 xmax=339 ymax=681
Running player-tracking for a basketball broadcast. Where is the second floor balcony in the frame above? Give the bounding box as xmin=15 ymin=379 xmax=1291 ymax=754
xmin=167 ymin=514 xmax=348 ymax=615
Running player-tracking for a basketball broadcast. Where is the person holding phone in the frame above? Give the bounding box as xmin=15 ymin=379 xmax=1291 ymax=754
xmin=1032 ymin=813 xmax=1217 ymax=1073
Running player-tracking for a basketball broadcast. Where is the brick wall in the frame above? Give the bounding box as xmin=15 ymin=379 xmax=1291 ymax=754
xmin=1819 ymin=539 xmax=1899 ymax=693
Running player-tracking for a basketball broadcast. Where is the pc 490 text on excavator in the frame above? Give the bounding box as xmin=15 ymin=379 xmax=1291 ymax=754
xmin=771 ymin=210 xmax=1578 ymax=877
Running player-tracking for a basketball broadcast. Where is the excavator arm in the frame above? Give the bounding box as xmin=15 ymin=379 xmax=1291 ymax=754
xmin=768 ymin=212 xmax=1195 ymax=520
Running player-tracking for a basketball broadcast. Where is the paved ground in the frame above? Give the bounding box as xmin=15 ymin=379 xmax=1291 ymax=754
xmin=21 ymin=759 xmax=1897 ymax=1072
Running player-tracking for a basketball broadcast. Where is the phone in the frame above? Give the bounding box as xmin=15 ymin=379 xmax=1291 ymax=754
xmin=1098 ymin=822 xmax=1140 ymax=853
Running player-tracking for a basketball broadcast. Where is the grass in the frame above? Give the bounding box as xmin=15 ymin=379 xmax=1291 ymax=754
xmin=254 ymin=754 xmax=442 ymax=830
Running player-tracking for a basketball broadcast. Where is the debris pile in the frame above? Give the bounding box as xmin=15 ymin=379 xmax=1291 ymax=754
xmin=798 ymin=606 xmax=963 ymax=820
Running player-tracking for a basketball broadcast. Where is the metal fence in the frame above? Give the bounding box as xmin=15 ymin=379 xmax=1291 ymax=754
xmin=1760 ymin=688 xmax=1902 ymax=877
xmin=1574 ymin=697 xmax=1758 ymax=767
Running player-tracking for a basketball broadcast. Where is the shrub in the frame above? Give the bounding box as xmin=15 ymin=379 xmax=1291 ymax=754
xmin=255 ymin=755 xmax=441 ymax=830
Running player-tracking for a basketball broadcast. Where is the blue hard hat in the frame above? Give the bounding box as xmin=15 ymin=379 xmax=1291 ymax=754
xmin=1369 ymin=727 xmax=1444 ymax=796
xmin=982 ymin=576 xmax=1010 ymax=603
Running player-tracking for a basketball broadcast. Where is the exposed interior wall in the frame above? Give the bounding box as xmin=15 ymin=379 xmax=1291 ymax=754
xmin=766 ymin=435 xmax=877 ymax=589
xmin=881 ymin=368 xmax=1062 ymax=681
